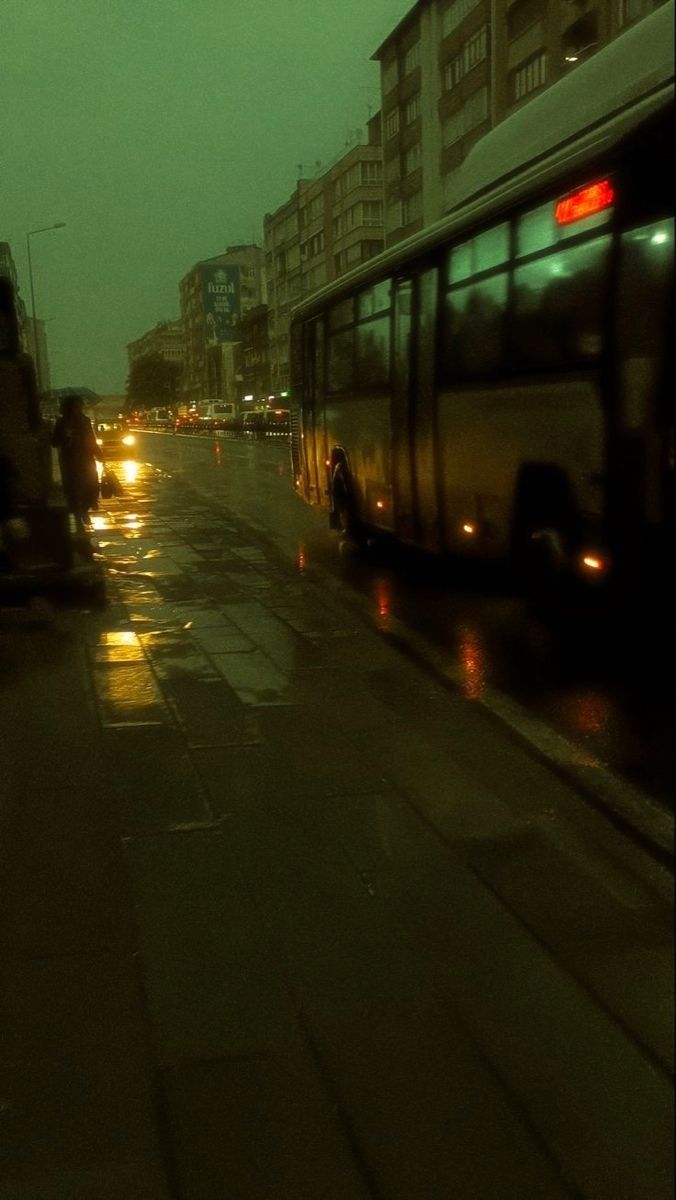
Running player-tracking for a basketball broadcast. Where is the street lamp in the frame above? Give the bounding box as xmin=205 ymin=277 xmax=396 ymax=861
xmin=26 ymin=222 xmax=65 ymax=393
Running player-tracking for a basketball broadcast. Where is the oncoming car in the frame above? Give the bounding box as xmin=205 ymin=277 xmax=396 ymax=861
xmin=95 ymin=420 xmax=137 ymax=458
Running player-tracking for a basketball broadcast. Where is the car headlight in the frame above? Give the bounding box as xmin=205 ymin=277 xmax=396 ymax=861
xmin=96 ymin=438 xmax=103 ymax=446
xmin=122 ymin=434 xmax=135 ymax=446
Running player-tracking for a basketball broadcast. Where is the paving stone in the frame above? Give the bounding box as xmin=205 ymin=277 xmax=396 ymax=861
xmin=0 ymin=954 xmax=170 ymax=1200
xmin=161 ymin=1055 xmax=372 ymax=1200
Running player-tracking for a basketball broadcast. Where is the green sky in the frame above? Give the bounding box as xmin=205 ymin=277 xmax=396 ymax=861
xmin=1 ymin=0 xmax=408 ymax=392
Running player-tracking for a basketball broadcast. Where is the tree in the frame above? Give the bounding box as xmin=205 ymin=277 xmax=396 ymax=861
xmin=125 ymin=353 xmax=183 ymax=411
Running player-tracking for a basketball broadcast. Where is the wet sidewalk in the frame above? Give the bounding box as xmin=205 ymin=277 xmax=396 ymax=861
xmin=1 ymin=461 xmax=673 ymax=1200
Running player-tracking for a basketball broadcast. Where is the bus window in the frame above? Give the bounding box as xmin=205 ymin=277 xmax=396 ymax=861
xmin=616 ymin=220 xmax=673 ymax=361
xmin=474 ymin=223 xmax=510 ymax=273
xmin=356 ymin=315 xmax=390 ymax=387
xmin=449 ymin=240 xmax=472 ymax=283
xmin=357 ymin=279 xmax=391 ymax=320
xmin=329 ymin=297 xmax=354 ymax=331
xmin=327 ymin=328 xmax=354 ymax=391
xmin=445 ymin=273 xmax=508 ymax=377
xmin=512 ymin=235 xmax=610 ymax=367
xmin=447 ymin=222 xmax=509 ymax=283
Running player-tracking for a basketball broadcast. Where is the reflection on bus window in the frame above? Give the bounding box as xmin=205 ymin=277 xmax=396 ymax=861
xmin=445 ymin=272 xmax=508 ymax=376
xmin=329 ymin=297 xmax=354 ymax=331
xmin=449 ymin=240 xmax=472 ymax=283
xmin=474 ymin=223 xmax=510 ymax=272
xmin=513 ymin=236 xmax=610 ymax=366
xmin=516 ymin=198 xmax=612 ymax=257
xmin=447 ymin=222 xmax=509 ymax=283
xmin=617 ymin=219 xmax=673 ymax=357
xmin=356 ymin=316 xmax=390 ymax=387
xmin=357 ymin=279 xmax=392 ymax=320
xmin=327 ymin=328 xmax=354 ymax=391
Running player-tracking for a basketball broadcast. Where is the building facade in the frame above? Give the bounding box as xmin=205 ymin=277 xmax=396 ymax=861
xmin=236 ymin=304 xmax=271 ymax=408
xmin=1 ymin=242 xmax=30 ymax=354
xmin=179 ymin=245 xmax=265 ymax=405
xmin=264 ymin=112 xmax=384 ymax=393
xmin=374 ymin=0 xmax=669 ymax=245
xmin=23 ymin=316 xmax=50 ymax=392
xmin=126 ymin=319 xmax=186 ymax=370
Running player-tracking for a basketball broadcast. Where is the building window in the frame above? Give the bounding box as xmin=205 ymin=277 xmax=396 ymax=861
xmin=401 ymin=191 xmax=422 ymax=226
xmin=507 ymin=0 xmax=545 ymax=39
xmin=385 ymin=109 xmax=400 ymax=139
xmin=362 ymin=239 xmax=385 ymax=261
xmin=362 ymin=200 xmax=383 ymax=226
xmin=619 ymin=0 xmax=652 ymax=25
xmin=361 ymin=160 xmax=383 ymax=185
xmin=403 ymin=41 xmax=420 ymax=75
xmin=563 ymin=12 xmax=599 ymax=63
xmin=382 ymin=56 xmax=398 ymax=93
xmin=442 ymin=24 xmax=488 ymax=92
xmin=300 ymin=230 xmax=324 ymax=260
xmin=405 ymin=143 xmax=421 ymax=174
xmin=511 ymin=52 xmax=547 ymax=100
xmin=442 ymin=0 xmax=481 ymax=37
xmin=442 ymin=85 xmax=489 ymax=146
xmin=405 ymin=93 xmax=421 ymax=125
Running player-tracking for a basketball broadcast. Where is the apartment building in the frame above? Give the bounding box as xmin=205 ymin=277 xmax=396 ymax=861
xmin=264 ymin=112 xmax=384 ymax=393
xmin=126 ymin=319 xmax=185 ymax=371
xmin=374 ymin=0 xmax=669 ymax=244
xmin=179 ymin=244 xmax=265 ymax=404
xmin=1 ymin=241 xmax=31 ymax=353
xmin=236 ymin=303 xmax=271 ymax=406
xmin=23 ymin=316 xmax=50 ymax=392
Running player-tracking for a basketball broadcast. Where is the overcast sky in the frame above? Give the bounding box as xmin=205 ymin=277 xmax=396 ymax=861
xmin=1 ymin=0 xmax=409 ymax=393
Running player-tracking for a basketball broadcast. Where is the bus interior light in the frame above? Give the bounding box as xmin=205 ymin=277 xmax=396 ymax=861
xmin=555 ymin=178 xmax=614 ymax=225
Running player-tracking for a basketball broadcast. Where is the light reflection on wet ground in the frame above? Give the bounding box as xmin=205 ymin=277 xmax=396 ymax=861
xmin=100 ymin=442 xmax=673 ymax=806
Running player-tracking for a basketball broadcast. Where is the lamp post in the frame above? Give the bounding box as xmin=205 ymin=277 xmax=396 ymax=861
xmin=26 ymin=222 xmax=65 ymax=393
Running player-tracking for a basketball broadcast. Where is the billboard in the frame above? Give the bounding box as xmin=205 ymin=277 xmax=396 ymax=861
xmin=202 ymin=265 xmax=241 ymax=343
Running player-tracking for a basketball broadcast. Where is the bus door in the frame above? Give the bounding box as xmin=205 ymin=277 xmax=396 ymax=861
xmin=391 ymin=278 xmax=416 ymax=541
xmin=411 ymin=267 xmax=442 ymax=551
xmin=302 ymin=319 xmax=327 ymax=505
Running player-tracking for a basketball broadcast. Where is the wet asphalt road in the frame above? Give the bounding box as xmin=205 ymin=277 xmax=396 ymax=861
xmin=129 ymin=432 xmax=674 ymax=809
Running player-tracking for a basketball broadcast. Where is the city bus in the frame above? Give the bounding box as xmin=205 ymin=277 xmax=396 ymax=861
xmin=290 ymin=4 xmax=674 ymax=599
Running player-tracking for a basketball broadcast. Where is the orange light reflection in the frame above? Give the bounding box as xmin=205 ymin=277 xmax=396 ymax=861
xmin=458 ymin=623 xmax=486 ymax=700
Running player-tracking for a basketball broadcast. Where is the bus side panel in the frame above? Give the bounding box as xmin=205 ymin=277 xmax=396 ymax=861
xmin=436 ymin=379 xmax=604 ymax=557
xmin=325 ymin=392 xmax=393 ymax=529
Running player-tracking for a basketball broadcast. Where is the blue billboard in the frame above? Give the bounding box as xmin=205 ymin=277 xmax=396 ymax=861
xmin=202 ymin=264 xmax=241 ymax=343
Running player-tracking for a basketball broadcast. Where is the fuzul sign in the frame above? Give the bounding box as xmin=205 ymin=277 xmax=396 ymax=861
xmin=202 ymin=265 xmax=241 ymax=343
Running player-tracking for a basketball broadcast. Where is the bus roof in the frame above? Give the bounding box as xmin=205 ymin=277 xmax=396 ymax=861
xmin=292 ymin=1 xmax=674 ymax=325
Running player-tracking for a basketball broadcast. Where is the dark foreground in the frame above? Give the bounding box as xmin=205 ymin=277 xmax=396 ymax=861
xmin=0 ymin=454 xmax=673 ymax=1200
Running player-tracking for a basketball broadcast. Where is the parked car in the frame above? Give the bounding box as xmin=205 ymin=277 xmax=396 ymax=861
xmin=95 ymin=420 xmax=136 ymax=457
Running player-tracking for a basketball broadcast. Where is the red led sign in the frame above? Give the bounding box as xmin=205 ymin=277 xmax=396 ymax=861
xmin=555 ymin=178 xmax=615 ymax=225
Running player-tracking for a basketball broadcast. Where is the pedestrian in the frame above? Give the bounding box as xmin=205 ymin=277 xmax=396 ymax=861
xmin=51 ymin=394 xmax=102 ymax=531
